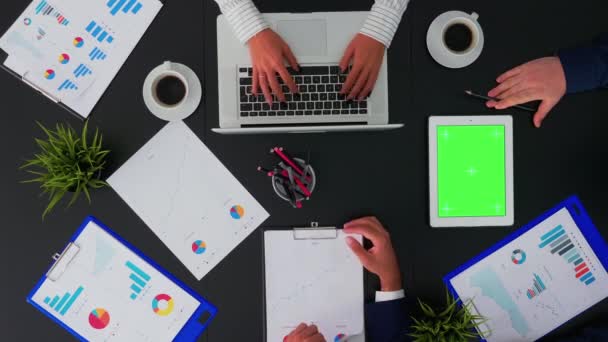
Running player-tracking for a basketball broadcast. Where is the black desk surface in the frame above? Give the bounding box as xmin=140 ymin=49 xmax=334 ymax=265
xmin=1 ymin=0 xmax=607 ymax=340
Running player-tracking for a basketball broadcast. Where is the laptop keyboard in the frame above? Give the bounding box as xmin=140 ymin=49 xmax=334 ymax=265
xmin=238 ymin=65 xmax=369 ymax=118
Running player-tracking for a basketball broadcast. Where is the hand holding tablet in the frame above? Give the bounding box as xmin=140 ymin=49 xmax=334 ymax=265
xmin=428 ymin=116 xmax=514 ymax=227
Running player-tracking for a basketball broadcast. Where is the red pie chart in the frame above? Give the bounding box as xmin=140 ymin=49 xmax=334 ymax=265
xmin=88 ymin=308 xmax=110 ymax=329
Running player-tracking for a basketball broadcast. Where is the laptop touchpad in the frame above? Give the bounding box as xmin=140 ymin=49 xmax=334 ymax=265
xmin=277 ymin=20 xmax=327 ymax=57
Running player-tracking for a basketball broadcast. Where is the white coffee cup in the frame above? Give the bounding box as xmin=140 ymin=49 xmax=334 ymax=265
xmin=427 ymin=11 xmax=484 ymax=68
xmin=151 ymin=62 xmax=189 ymax=108
xmin=143 ymin=61 xmax=202 ymax=121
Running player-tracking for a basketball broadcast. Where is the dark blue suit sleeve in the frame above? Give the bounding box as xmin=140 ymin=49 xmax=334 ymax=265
xmin=365 ymin=298 xmax=409 ymax=342
xmin=558 ymin=34 xmax=608 ymax=93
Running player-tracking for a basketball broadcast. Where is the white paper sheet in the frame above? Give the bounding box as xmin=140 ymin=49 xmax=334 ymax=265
xmin=450 ymin=208 xmax=608 ymax=342
xmin=264 ymin=230 xmax=365 ymax=342
xmin=108 ymin=121 xmax=270 ymax=280
xmin=0 ymin=0 xmax=162 ymax=117
xmin=31 ymin=221 xmax=201 ymax=341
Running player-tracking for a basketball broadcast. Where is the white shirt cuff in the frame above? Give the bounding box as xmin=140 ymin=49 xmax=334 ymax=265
xmin=375 ymin=289 xmax=405 ymax=302
xmin=360 ymin=1 xmax=409 ymax=47
xmin=221 ymin=0 xmax=270 ymax=44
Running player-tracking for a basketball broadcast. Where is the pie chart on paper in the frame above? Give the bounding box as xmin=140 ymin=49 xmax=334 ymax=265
xmin=230 ymin=205 xmax=245 ymax=219
xmin=88 ymin=308 xmax=110 ymax=329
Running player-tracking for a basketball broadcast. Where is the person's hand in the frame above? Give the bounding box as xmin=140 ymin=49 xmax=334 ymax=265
xmin=486 ymin=57 xmax=567 ymax=128
xmin=339 ymin=34 xmax=386 ymax=101
xmin=284 ymin=323 xmax=326 ymax=342
xmin=343 ymin=217 xmax=402 ymax=291
xmin=248 ymin=29 xmax=299 ymax=104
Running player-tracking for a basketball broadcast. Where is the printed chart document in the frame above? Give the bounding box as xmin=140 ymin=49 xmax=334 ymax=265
xmin=0 ymin=0 xmax=162 ymax=117
xmin=108 ymin=121 xmax=270 ymax=280
xmin=28 ymin=218 xmax=215 ymax=341
xmin=264 ymin=230 xmax=365 ymax=342
xmin=446 ymin=198 xmax=608 ymax=342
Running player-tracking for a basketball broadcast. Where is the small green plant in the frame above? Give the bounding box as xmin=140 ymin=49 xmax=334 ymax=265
xmin=21 ymin=121 xmax=109 ymax=218
xmin=410 ymin=289 xmax=488 ymax=342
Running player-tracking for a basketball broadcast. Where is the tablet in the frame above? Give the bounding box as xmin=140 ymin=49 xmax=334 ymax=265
xmin=429 ymin=116 xmax=514 ymax=227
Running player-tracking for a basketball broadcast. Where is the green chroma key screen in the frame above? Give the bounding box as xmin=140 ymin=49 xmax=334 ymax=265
xmin=437 ymin=125 xmax=506 ymax=217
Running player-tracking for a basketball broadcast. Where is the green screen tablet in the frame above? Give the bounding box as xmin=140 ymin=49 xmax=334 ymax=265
xmin=429 ymin=116 xmax=514 ymax=227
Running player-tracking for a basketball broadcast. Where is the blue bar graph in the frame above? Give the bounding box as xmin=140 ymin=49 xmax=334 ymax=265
xmin=89 ymin=47 xmax=107 ymax=61
xmin=43 ymin=286 xmax=84 ymax=315
xmin=538 ymin=225 xmax=565 ymax=248
xmin=568 ymin=253 xmax=580 ymax=263
xmin=585 ymin=277 xmax=595 ymax=285
xmin=35 ymin=0 xmax=70 ymax=25
xmin=126 ymin=261 xmax=151 ymax=300
xmin=74 ymin=64 xmax=92 ymax=78
xmin=108 ymin=0 xmax=142 ymax=16
xmin=58 ymin=79 xmax=78 ymax=91
xmin=85 ymin=20 xmax=114 ymax=44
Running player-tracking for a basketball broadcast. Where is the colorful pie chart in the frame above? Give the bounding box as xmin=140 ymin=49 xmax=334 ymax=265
xmin=73 ymin=37 xmax=84 ymax=48
xmin=152 ymin=294 xmax=174 ymax=316
xmin=512 ymin=249 xmax=527 ymax=265
xmin=58 ymin=53 xmax=70 ymax=64
xmin=192 ymin=240 xmax=207 ymax=254
xmin=230 ymin=205 xmax=245 ymax=219
xmin=334 ymin=333 xmax=346 ymax=342
xmin=44 ymin=69 xmax=55 ymax=80
xmin=88 ymin=308 xmax=110 ymax=329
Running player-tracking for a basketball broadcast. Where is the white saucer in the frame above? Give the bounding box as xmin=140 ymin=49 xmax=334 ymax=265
xmin=427 ymin=11 xmax=484 ymax=69
xmin=143 ymin=62 xmax=202 ymax=121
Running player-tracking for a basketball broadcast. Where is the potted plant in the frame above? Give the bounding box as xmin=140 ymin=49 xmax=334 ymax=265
xmin=410 ymin=290 xmax=488 ymax=342
xmin=21 ymin=121 xmax=110 ymax=218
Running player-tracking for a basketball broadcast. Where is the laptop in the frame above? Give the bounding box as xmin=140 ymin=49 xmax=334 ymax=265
xmin=214 ymin=12 xmax=403 ymax=134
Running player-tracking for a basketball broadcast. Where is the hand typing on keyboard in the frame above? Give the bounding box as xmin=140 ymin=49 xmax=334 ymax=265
xmin=248 ymin=29 xmax=299 ymax=104
xmin=339 ymin=33 xmax=386 ymax=101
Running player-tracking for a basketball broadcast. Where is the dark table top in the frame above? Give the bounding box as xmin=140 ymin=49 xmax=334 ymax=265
xmin=1 ymin=0 xmax=607 ymax=340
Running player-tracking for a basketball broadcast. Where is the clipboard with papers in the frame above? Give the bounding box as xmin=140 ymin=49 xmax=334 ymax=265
xmin=27 ymin=216 xmax=217 ymax=341
xmin=263 ymin=223 xmax=366 ymax=342
xmin=444 ymin=196 xmax=608 ymax=342
xmin=0 ymin=0 xmax=163 ymax=118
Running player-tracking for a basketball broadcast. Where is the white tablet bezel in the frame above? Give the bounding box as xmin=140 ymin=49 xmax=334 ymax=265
xmin=429 ymin=115 xmax=514 ymax=227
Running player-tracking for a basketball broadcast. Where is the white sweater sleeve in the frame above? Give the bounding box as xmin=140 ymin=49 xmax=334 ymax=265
xmin=214 ymin=0 xmax=270 ymax=44
xmin=360 ymin=0 xmax=410 ymax=48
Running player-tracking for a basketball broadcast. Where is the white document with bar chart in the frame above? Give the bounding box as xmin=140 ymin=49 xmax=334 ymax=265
xmin=0 ymin=0 xmax=162 ymax=117
xmin=108 ymin=121 xmax=270 ymax=280
xmin=445 ymin=197 xmax=608 ymax=342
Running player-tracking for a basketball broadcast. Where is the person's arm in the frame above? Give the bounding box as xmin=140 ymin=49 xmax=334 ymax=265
xmin=344 ymin=217 xmax=409 ymax=341
xmin=214 ymin=0 xmax=299 ymax=104
xmin=360 ymin=0 xmax=411 ymax=48
xmin=558 ymin=34 xmax=608 ymax=93
xmin=340 ymin=0 xmax=410 ymax=100
xmin=213 ymin=0 xmax=269 ymax=44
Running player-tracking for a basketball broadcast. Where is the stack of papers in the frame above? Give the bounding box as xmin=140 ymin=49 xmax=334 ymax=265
xmin=0 ymin=0 xmax=162 ymax=117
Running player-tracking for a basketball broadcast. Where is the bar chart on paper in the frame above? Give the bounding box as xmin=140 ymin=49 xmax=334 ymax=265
xmin=126 ymin=260 xmax=151 ymax=300
xmin=539 ymin=225 xmax=596 ymax=285
xmin=35 ymin=0 xmax=69 ymax=26
xmin=107 ymin=0 xmax=144 ymax=16
xmin=85 ymin=21 xmax=114 ymax=44
xmin=89 ymin=47 xmax=107 ymax=61
xmin=526 ymin=273 xmax=547 ymax=299
xmin=43 ymin=286 xmax=84 ymax=315
xmin=73 ymin=64 xmax=92 ymax=78
xmin=58 ymin=79 xmax=78 ymax=91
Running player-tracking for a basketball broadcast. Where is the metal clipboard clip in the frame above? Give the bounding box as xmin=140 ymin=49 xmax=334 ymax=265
xmin=46 ymin=242 xmax=80 ymax=282
xmin=292 ymin=222 xmax=338 ymax=240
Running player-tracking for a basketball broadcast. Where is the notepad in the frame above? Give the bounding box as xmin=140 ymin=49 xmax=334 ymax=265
xmin=108 ymin=121 xmax=270 ymax=280
xmin=264 ymin=229 xmax=365 ymax=342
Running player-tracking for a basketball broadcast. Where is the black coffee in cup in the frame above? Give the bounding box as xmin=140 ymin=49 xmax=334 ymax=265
xmin=443 ymin=23 xmax=473 ymax=53
xmin=155 ymin=75 xmax=186 ymax=106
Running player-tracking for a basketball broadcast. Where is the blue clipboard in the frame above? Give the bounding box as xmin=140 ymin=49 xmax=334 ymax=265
xmin=443 ymin=195 xmax=608 ymax=340
xmin=26 ymin=216 xmax=217 ymax=341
